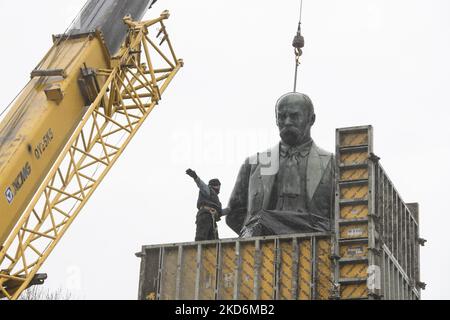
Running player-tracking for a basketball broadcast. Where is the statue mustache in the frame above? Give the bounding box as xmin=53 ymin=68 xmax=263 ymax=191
xmin=280 ymin=126 xmax=303 ymax=145
xmin=280 ymin=126 xmax=302 ymax=137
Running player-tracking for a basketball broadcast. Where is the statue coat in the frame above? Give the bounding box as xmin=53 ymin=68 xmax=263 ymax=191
xmin=226 ymin=141 xmax=335 ymax=235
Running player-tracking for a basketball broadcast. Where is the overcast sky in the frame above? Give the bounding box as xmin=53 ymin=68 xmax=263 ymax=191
xmin=0 ymin=0 xmax=449 ymax=300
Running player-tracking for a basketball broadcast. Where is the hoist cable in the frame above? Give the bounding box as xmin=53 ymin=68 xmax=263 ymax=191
xmin=293 ymin=0 xmax=304 ymax=93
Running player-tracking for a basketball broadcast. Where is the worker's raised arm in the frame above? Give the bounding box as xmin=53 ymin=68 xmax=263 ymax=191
xmin=186 ymin=169 xmax=210 ymax=197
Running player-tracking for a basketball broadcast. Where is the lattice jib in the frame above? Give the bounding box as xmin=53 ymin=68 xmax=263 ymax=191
xmin=0 ymin=12 xmax=183 ymax=300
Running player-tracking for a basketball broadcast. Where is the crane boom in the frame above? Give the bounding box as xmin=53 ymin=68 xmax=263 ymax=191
xmin=0 ymin=0 xmax=182 ymax=299
xmin=0 ymin=0 xmax=153 ymax=252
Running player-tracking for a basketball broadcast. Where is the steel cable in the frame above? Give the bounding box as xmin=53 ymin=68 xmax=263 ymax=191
xmin=293 ymin=0 xmax=304 ymax=93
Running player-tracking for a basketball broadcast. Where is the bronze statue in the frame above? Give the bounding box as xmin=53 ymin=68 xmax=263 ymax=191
xmin=225 ymin=93 xmax=335 ymax=238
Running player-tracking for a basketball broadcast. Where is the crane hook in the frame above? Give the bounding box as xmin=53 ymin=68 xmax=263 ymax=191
xmin=293 ymin=0 xmax=304 ymax=92
xmin=293 ymin=24 xmax=305 ymax=60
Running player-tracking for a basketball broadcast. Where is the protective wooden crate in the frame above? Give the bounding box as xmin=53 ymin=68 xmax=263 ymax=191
xmin=137 ymin=234 xmax=334 ymax=300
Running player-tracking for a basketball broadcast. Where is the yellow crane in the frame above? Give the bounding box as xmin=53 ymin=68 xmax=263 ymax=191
xmin=0 ymin=0 xmax=183 ymax=300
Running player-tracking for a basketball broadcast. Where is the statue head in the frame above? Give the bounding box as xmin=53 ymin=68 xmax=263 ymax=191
xmin=276 ymin=92 xmax=316 ymax=146
xmin=209 ymin=179 xmax=221 ymax=194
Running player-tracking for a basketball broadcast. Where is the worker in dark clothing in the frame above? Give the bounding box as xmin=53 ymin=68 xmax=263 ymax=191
xmin=186 ymin=169 xmax=224 ymax=241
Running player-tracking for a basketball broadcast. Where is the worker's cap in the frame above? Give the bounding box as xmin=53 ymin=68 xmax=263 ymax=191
xmin=209 ymin=179 xmax=221 ymax=187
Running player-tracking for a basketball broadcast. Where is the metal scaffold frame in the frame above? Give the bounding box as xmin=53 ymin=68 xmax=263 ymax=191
xmin=333 ymin=126 xmax=421 ymax=300
xmin=0 ymin=11 xmax=183 ymax=300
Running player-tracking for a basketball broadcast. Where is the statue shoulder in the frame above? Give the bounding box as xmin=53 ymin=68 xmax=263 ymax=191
xmin=312 ymin=143 xmax=333 ymax=158
xmin=312 ymin=143 xmax=335 ymax=172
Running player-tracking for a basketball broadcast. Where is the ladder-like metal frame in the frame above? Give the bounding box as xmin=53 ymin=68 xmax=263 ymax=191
xmin=0 ymin=11 xmax=183 ymax=300
xmin=333 ymin=126 xmax=380 ymax=300
xmin=333 ymin=126 xmax=421 ymax=300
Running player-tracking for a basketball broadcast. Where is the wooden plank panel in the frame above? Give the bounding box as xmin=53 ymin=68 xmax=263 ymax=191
xmin=340 ymin=243 xmax=368 ymax=259
xmin=180 ymin=246 xmax=197 ymax=300
xmin=340 ymin=204 xmax=369 ymax=220
xmin=218 ymin=243 xmax=236 ymax=300
xmin=340 ymin=168 xmax=369 ymax=181
xmin=340 ymin=224 xmax=369 ymax=239
xmin=316 ymin=239 xmax=333 ymax=300
xmin=340 ymin=184 xmax=369 ymax=200
xmin=340 ymin=132 xmax=369 ymax=147
xmin=341 ymin=283 xmax=368 ymax=299
xmin=298 ymin=239 xmax=312 ymax=300
xmin=259 ymin=241 xmax=275 ymax=300
xmin=340 ymin=263 xmax=368 ymax=279
xmin=199 ymin=244 xmax=217 ymax=300
xmin=160 ymin=247 xmax=178 ymax=300
xmin=239 ymin=242 xmax=255 ymax=300
xmin=279 ymin=240 xmax=295 ymax=300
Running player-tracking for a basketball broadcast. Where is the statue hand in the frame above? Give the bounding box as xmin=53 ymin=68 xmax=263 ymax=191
xmin=186 ymin=169 xmax=198 ymax=179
